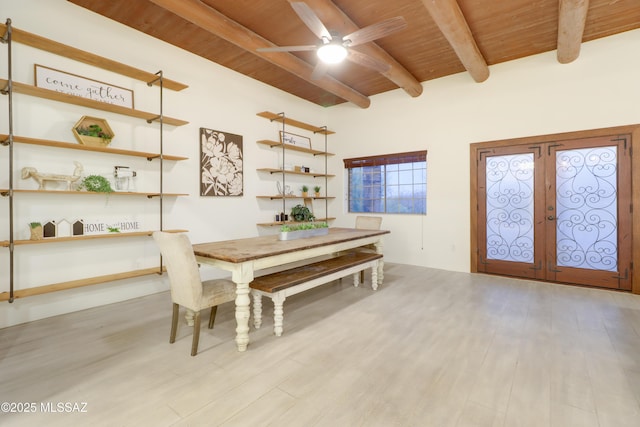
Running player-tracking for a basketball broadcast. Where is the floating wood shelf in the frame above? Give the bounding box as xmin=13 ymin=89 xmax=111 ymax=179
xmin=257 ymin=168 xmax=335 ymax=178
xmin=257 ymin=140 xmax=334 ymax=156
xmin=256 ymin=195 xmax=300 ymax=200
xmin=0 ymin=266 xmax=168 ymax=302
xmin=0 ymin=23 xmax=188 ymax=92
xmin=257 ymin=195 xmax=336 ymax=200
xmin=3 ymin=189 xmax=188 ymax=197
xmin=1 ymin=229 xmax=188 ymax=247
xmin=256 ymin=218 xmax=336 ymax=226
xmin=256 ymin=111 xmax=334 ymax=234
xmin=0 ymin=21 xmax=190 ymax=303
xmin=0 ymin=79 xmax=189 ymax=126
xmin=257 ymin=112 xmax=334 ymax=135
xmin=2 ymin=134 xmax=188 ymax=160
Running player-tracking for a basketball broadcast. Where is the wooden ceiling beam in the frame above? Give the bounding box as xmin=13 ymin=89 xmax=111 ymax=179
xmin=299 ymin=0 xmax=423 ymax=98
xmin=420 ymin=0 xmax=489 ymax=83
xmin=148 ymin=0 xmax=370 ymax=108
xmin=557 ymin=0 xmax=589 ymax=64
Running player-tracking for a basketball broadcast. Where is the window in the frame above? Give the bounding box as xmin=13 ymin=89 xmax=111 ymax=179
xmin=344 ymin=151 xmax=427 ymax=214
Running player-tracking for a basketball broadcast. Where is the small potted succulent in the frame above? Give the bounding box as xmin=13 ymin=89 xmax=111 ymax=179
xmin=313 ymin=185 xmax=321 ymax=197
xmin=72 ymin=116 xmax=114 ymax=147
xmin=301 ymin=185 xmax=309 ymax=197
xmin=29 ymin=222 xmax=43 ymax=240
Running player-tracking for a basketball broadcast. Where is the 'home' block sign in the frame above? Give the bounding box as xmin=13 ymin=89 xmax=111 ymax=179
xmin=84 ymin=220 xmax=142 ymax=235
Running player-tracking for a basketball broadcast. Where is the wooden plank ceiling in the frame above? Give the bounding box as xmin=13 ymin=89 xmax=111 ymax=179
xmin=67 ymin=0 xmax=640 ymax=108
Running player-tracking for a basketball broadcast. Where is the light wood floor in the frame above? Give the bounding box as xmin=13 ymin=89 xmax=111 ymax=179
xmin=2 ymin=263 xmax=640 ymax=426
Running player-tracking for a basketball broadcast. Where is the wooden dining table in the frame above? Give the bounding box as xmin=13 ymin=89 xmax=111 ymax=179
xmin=192 ymin=227 xmax=389 ymax=351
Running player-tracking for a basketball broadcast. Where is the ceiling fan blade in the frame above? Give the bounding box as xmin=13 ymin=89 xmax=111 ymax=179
xmin=311 ymin=61 xmax=330 ymax=80
xmin=343 ymin=16 xmax=407 ymax=47
xmin=347 ymin=49 xmax=391 ymax=73
xmin=257 ymin=45 xmax=317 ymax=52
xmin=290 ymin=2 xmax=332 ymax=41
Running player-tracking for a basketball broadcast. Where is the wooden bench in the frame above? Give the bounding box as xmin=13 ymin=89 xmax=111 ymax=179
xmin=250 ymin=251 xmax=383 ymax=336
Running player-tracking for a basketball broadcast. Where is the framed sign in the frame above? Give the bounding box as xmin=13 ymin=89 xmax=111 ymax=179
xmin=280 ymin=131 xmax=311 ymax=149
xmin=34 ymin=64 xmax=134 ymax=108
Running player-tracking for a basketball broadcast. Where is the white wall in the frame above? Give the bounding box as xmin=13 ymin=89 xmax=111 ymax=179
xmin=328 ymin=29 xmax=640 ymax=271
xmin=0 ymin=0 xmax=329 ymax=327
xmin=1 ymin=0 xmax=639 ymax=327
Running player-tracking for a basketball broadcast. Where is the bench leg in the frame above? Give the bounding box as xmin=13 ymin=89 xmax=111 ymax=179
xmin=371 ymin=261 xmax=379 ymax=290
xmin=374 ymin=241 xmax=384 ymax=285
xmin=252 ymin=291 xmax=263 ymax=329
xmin=353 ymin=271 xmax=360 ymax=287
xmin=273 ymin=293 xmax=286 ymax=337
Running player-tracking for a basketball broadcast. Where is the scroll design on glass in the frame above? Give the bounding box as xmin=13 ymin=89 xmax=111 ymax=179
xmin=485 ymin=153 xmax=535 ymax=263
xmin=555 ymin=146 xmax=618 ymax=271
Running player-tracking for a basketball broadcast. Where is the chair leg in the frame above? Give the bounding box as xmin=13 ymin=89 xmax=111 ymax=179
xmin=360 ymin=270 xmax=365 ymax=284
xmin=170 ymin=303 xmax=179 ymax=344
xmin=208 ymin=306 xmax=218 ymax=329
xmin=191 ymin=310 xmax=201 ymax=356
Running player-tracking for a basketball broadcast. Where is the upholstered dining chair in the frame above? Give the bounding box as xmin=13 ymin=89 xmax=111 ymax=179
xmin=355 ymin=216 xmax=383 ymax=282
xmin=355 ymin=215 xmax=383 ymax=231
xmin=152 ymin=231 xmax=237 ymax=356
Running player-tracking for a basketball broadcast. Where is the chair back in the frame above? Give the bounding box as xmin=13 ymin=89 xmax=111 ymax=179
xmin=355 ymin=216 xmax=382 ymax=230
xmin=152 ymin=232 xmax=203 ymax=309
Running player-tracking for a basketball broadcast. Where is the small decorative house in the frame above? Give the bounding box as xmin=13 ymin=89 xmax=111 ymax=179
xmin=72 ymin=219 xmax=84 ymax=236
xmin=43 ymin=220 xmax=57 ymax=238
xmin=57 ymin=219 xmax=71 ymax=237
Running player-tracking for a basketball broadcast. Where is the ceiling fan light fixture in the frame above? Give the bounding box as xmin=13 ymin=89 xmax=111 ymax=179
xmin=317 ymin=43 xmax=348 ymax=64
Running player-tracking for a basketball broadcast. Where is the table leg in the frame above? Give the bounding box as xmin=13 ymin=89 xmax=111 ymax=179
xmin=233 ymin=266 xmax=253 ymax=352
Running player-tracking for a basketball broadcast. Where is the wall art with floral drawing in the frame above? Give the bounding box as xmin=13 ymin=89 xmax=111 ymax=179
xmin=200 ymin=128 xmax=243 ymax=196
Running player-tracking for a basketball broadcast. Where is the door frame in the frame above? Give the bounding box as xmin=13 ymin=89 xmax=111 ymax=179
xmin=470 ymin=124 xmax=640 ymax=294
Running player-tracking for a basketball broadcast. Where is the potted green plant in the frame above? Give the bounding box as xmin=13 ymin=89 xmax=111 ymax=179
xmin=313 ymin=185 xmax=321 ymax=197
xmin=76 ymin=124 xmax=112 ymax=141
xmin=29 ymin=222 xmax=43 ymax=240
xmin=290 ymin=204 xmax=314 ymax=222
xmin=72 ymin=116 xmax=115 ymax=147
xmin=77 ymin=175 xmax=113 ymax=193
xmin=301 ymin=185 xmax=309 ymax=197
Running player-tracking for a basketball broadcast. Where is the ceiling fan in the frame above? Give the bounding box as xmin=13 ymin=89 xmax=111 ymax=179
xmin=257 ymin=2 xmax=407 ymax=79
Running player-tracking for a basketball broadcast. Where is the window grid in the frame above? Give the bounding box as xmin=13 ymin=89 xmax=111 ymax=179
xmin=348 ymin=160 xmax=426 ymax=215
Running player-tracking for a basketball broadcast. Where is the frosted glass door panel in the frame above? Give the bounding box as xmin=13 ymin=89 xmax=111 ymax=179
xmin=555 ymin=146 xmax=618 ymax=271
xmin=486 ymin=153 xmax=535 ymax=263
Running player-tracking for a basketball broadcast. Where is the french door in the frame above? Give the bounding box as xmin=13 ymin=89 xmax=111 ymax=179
xmin=476 ymin=135 xmax=631 ymax=290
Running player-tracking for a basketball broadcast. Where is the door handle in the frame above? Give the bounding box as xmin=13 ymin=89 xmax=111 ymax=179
xmin=547 ymin=215 xmax=555 ymax=220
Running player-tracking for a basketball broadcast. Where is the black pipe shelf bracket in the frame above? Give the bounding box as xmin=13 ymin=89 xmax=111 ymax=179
xmin=2 ymin=18 xmax=15 ymax=302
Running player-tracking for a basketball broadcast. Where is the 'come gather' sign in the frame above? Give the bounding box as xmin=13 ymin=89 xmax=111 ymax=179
xmin=35 ymin=64 xmax=134 ymax=108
